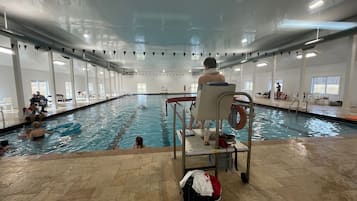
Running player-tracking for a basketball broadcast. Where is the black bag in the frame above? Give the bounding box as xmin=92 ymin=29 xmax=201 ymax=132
xmin=182 ymin=176 xmax=214 ymax=201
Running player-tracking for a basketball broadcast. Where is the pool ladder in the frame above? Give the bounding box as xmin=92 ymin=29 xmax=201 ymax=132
xmin=0 ymin=106 xmax=5 ymax=129
xmin=288 ymin=98 xmax=308 ymax=113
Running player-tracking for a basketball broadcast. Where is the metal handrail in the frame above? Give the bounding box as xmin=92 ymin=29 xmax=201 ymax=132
xmin=0 ymin=106 xmax=5 ymax=129
xmin=288 ymin=97 xmax=308 ymax=113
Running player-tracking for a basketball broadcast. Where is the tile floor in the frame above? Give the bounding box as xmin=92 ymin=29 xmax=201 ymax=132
xmin=1 ymin=137 xmax=357 ymax=201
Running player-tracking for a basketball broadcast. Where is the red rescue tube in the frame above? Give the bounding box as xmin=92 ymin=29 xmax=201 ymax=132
xmin=230 ymin=104 xmax=247 ymax=130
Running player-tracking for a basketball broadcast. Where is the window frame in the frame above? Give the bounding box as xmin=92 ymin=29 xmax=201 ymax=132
xmin=311 ymin=75 xmax=340 ymax=95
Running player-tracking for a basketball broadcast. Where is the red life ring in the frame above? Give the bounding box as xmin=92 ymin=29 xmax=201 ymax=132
xmin=230 ymin=104 xmax=247 ymax=130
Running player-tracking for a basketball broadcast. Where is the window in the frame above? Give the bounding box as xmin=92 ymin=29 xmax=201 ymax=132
xmin=190 ymin=83 xmax=198 ymax=93
xmin=88 ymin=83 xmax=94 ymax=97
xmin=137 ymin=83 xmax=146 ymax=93
xmin=99 ymin=84 xmax=105 ymax=97
xmin=244 ymin=80 xmax=253 ymax=91
xmin=311 ymin=76 xmax=340 ymax=95
xmin=31 ymin=80 xmax=49 ymax=97
xmin=65 ymin=82 xmax=72 ymax=99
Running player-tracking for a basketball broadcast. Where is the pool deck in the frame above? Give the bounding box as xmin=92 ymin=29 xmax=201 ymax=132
xmin=1 ymin=95 xmax=357 ymax=200
xmin=1 ymin=137 xmax=357 ymax=201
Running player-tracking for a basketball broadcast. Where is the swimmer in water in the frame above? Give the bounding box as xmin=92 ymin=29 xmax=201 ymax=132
xmin=28 ymin=121 xmax=51 ymax=141
xmin=138 ymin=105 xmax=147 ymax=110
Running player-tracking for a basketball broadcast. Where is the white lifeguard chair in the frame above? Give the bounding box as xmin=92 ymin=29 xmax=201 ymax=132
xmin=167 ymin=82 xmax=254 ymax=183
xmin=191 ymin=82 xmax=236 ymax=125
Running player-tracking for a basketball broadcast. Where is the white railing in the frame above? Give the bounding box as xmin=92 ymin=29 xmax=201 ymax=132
xmin=0 ymin=106 xmax=5 ymax=129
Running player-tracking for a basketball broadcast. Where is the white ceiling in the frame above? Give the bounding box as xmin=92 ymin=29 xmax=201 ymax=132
xmin=0 ymin=0 xmax=357 ymax=72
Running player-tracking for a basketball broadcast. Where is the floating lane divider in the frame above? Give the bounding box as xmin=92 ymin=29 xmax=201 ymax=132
xmin=59 ymin=123 xmax=81 ymax=136
xmin=48 ymin=122 xmax=82 ymax=136
xmin=107 ymin=109 xmax=138 ymax=150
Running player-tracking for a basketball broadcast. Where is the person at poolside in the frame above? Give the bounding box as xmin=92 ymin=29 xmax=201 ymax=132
xmin=24 ymin=103 xmax=46 ymax=122
xmin=276 ymin=82 xmax=281 ymax=99
xmin=30 ymin=91 xmax=48 ymax=112
xmin=133 ymin=136 xmax=144 ymax=149
xmin=28 ymin=121 xmax=49 ymax=141
xmin=187 ymin=57 xmax=225 ymax=134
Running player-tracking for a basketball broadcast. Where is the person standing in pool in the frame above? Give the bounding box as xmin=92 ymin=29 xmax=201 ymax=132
xmin=0 ymin=140 xmax=10 ymax=156
xmin=133 ymin=136 xmax=144 ymax=149
xmin=28 ymin=121 xmax=50 ymax=141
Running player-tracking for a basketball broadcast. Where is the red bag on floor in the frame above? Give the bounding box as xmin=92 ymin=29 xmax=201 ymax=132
xmin=209 ymin=174 xmax=222 ymax=200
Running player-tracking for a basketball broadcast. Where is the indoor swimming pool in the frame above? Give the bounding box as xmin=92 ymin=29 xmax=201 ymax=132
xmin=1 ymin=95 xmax=357 ymax=156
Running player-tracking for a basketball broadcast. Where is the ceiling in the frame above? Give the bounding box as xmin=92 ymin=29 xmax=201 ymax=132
xmin=0 ymin=0 xmax=357 ymax=72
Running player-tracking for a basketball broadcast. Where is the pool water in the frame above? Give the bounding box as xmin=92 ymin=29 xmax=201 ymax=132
xmin=1 ymin=95 xmax=357 ymax=156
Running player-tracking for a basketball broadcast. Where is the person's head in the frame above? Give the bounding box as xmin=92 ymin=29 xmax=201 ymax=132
xmin=32 ymin=121 xmax=41 ymax=128
xmin=36 ymin=91 xmax=40 ymax=95
xmin=203 ymin=57 xmax=217 ymax=69
xmin=0 ymin=140 xmax=9 ymax=147
xmin=277 ymin=82 xmax=280 ymax=85
xmin=29 ymin=103 xmax=36 ymax=109
xmin=135 ymin=136 xmax=144 ymax=148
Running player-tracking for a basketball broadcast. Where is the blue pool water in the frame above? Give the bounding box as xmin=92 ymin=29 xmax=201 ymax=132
xmin=1 ymin=95 xmax=357 ymax=156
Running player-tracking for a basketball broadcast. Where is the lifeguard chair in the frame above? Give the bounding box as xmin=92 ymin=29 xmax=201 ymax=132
xmin=167 ymin=82 xmax=254 ymax=183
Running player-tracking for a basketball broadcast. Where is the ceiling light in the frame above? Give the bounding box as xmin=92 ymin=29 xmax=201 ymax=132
xmin=309 ymin=0 xmax=324 ymax=10
xmin=135 ymin=69 xmax=138 ymax=73
xmin=240 ymin=59 xmax=247 ymax=63
xmin=83 ymin=33 xmax=90 ymax=38
xmin=241 ymin=38 xmax=248 ymax=44
xmin=162 ymin=69 xmax=165 ymax=73
xmin=305 ymin=38 xmax=324 ymax=45
xmin=0 ymin=46 xmax=14 ymax=55
xmin=188 ymin=70 xmax=192 ymax=73
xmin=100 ymin=71 xmax=104 ymax=74
xmin=305 ymin=52 xmax=317 ymax=58
xmin=279 ymin=19 xmax=357 ymax=31
xmin=53 ymin=61 xmax=65 ymax=65
xmin=256 ymin=62 xmax=268 ymax=67
xmin=219 ymin=71 xmax=223 ymax=74
xmin=296 ymin=54 xmax=303 ymax=59
xmin=82 ymin=68 xmax=86 ymax=71
xmin=234 ymin=68 xmax=241 ymax=72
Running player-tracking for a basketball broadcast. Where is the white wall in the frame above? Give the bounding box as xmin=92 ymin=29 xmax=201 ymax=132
xmin=121 ymin=72 xmax=198 ymax=94
xmin=304 ymin=62 xmax=347 ymax=101
xmin=0 ymin=65 xmax=18 ymax=107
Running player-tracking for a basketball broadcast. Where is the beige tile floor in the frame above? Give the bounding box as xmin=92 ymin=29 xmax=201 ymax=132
xmin=1 ymin=137 xmax=357 ymax=201
xmin=253 ymin=97 xmax=357 ymax=120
